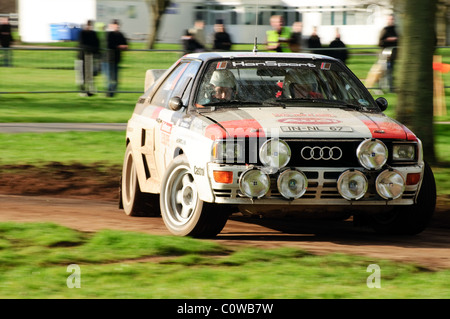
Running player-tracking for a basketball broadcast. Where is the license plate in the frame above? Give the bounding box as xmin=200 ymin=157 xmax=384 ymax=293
xmin=281 ymin=126 xmax=353 ymax=132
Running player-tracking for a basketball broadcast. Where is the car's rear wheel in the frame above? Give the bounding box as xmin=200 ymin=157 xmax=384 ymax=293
xmin=160 ymin=155 xmax=229 ymax=237
xmin=121 ymin=143 xmax=159 ymax=216
xmin=370 ymin=161 xmax=436 ymax=235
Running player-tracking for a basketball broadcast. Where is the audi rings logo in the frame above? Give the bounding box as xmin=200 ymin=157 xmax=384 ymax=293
xmin=301 ymin=146 xmax=343 ymax=161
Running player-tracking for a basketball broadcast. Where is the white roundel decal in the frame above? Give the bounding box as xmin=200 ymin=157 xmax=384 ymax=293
xmin=278 ymin=118 xmax=342 ymax=125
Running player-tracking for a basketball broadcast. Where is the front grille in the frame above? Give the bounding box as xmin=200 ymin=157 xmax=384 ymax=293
xmin=286 ymin=139 xmax=362 ymax=167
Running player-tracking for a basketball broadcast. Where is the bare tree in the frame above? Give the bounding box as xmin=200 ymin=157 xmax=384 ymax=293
xmin=144 ymin=0 xmax=171 ymax=49
xmin=396 ymin=0 xmax=438 ymax=164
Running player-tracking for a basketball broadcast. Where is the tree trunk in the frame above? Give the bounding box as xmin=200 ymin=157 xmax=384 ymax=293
xmin=145 ymin=0 xmax=170 ymax=49
xmin=396 ymin=0 xmax=437 ymax=164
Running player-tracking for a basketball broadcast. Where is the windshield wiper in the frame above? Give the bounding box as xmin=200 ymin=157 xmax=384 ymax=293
xmin=310 ymin=99 xmax=364 ymax=109
xmin=262 ymin=99 xmax=287 ymax=107
xmin=276 ymin=98 xmax=363 ymax=109
xmin=202 ymin=100 xmax=262 ymax=107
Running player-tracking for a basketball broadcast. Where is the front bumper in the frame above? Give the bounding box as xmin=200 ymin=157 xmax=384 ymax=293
xmin=208 ymin=162 xmax=423 ymax=206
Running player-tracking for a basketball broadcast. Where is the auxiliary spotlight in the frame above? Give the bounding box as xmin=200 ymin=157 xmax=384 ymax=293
xmin=337 ymin=170 xmax=368 ymax=200
xmin=239 ymin=168 xmax=270 ymax=199
xmin=277 ymin=169 xmax=308 ymax=199
xmin=376 ymin=169 xmax=405 ymax=200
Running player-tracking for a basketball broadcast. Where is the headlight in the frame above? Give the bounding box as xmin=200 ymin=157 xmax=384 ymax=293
xmin=392 ymin=143 xmax=416 ymax=161
xmin=259 ymin=138 xmax=291 ymax=169
xmin=356 ymin=139 xmax=388 ymax=170
xmin=212 ymin=140 xmax=244 ymax=163
xmin=277 ymin=169 xmax=308 ymax=199
xmin=376 ymin=169 xmax=405 ymax=200
xmin=239 ymin=168 xmax=270 ymax=198
xmin=337 ymin=170 xmax=368 ymax=200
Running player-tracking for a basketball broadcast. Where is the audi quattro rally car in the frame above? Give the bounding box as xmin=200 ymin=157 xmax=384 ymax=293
xmin=120 ymin=51 xmax=436 ymax=237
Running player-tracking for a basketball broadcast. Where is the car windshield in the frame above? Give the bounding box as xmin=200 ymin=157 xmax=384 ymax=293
xmin=194 ymin=58 xmax=376 ymax=110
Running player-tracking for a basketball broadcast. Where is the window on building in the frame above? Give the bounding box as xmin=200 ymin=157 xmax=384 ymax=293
xmin=321 ymin=7 xmax=373 ymax=25
xmin=195 ymin=5 xmax=301 ymax=27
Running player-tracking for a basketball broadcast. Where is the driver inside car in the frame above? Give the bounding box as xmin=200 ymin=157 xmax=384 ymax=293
xmin=209 ymin=69 xmax=237 ymax=101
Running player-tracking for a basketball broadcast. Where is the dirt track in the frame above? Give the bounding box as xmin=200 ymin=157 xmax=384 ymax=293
xmin=1 ymin=163 xmax=450 ymax=270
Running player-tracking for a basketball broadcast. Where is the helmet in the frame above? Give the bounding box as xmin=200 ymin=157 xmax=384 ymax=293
xmin=210 ymin=69 xmax=236 ymax=88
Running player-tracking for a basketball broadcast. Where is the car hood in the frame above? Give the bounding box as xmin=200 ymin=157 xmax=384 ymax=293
xmin=200 ymin=107 xmax=417 ymax=141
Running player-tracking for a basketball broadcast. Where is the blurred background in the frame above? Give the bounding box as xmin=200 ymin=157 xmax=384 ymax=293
xmin=1 ymin=0 xmax=449 ymax=166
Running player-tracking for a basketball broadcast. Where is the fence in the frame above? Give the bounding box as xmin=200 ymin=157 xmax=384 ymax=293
xmin=1 ymin=46 xmax=449 ymax=95
xmin=0 ymin=47 xmax=183 ymax=94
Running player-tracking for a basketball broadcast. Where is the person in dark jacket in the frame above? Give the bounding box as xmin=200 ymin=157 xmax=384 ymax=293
xmin=328 ymin=28 xmax=348 ymax=64
xmin=379 ymin=15 xmax=399 ymax=91
xmin=181 ymin=29 xmax=204 ymax=54
xmin=212 ymin=19 xmax=232 ymax=51
xmin=307 ymin=27 xmax=323 ymax=55
xmin=0 ymin=17 xmax=14 ymax=67
xmin=105 ymin=19 xmax=128 ymax=97
xmin=77 ymin=20 xmax=99 ymax=96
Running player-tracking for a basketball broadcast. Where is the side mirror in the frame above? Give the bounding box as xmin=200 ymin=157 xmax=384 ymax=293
xmin=376 ymin=97 xmax=388 ymax=112
xmin=168 ymin=96 xmax=183 ymax=111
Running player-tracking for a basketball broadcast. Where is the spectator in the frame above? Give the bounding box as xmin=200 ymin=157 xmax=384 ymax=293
xmin=289 ymin=21 xmax=303 ymax=52
xmin=77 ymin=20 xmax=100 ymax=96
xmin=212 ymin=19 xmax=232 ymax=51
xmin=105 ymin=19 xmax=128 ymax=97
xmin=379 ymin=14 xmax=399 ymax=92
xmin=189 ymin=20 xmax=207 ymax=49
xmin=266 ymin=15 xmax=292 ymax=52
xmin=328 ymin=28 xmax=348 ymax=64
xmin=0 ymin=17 xmax=14 ymax=67
xmin=181 ymin=29 xmax=204 ymax=54
xmin=307 ymin=26 xmax=322 ymax=55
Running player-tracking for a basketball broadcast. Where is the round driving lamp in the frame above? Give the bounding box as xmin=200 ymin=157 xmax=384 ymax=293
xmin=259 ymin=138 xmax=291 ymax=170
xmin=337 ymin=170 xmax=368 ymax=200
xmin=239 ymin=168 xmax=270 ymax=199
xmin=356 ymin=139 xmax=388 ymax=170
xmin=277 ymin=169 xmax=308 ymax=199
xmin=376 ymin=169 xmax=405 ymax=200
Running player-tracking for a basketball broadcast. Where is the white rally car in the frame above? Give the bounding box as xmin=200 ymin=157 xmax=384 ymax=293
xmin=120 ymin=52 xmax=436 ymax=237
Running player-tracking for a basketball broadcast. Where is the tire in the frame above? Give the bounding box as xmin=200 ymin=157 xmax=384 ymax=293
xmin=160 ymin=154 xmax=229 ymax=237
xmin=121 ymin=144 xmax=160 ymax=217
xmin=370 ymin=161 xmax=436 ymax=235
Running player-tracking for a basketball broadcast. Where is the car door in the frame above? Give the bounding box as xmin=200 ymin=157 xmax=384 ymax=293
xmin=149 ymin=60 xmax=201 ymax=179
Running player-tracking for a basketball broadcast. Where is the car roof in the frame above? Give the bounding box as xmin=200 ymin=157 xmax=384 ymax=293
xmin=182 ymin=51 xmax=338 ymax=62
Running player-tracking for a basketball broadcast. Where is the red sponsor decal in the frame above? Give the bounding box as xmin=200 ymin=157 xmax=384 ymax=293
xmin=216 ymin=61 xmax=228 ymax=69
xmin=278 ymin=118 xmax=342 ymax=125
xmin=160 ymin=121 xmax=172 ymax=134
xmin=321 ymin=62 xmax=331 ymax=70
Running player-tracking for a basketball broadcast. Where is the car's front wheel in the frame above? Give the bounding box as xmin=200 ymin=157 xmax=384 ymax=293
xmin=370 ymin=161 xmax=436 ymax=235
xmin=160 ymin=155 xmax=229 ymax=237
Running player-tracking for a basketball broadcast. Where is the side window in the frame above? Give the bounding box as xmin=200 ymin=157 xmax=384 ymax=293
xmin=151 ymin=61 xmax=201 ymax=108
xmin=174 ymin=61 xmax=201 ymax=106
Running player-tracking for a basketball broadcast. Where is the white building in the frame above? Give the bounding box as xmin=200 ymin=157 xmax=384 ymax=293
xmin=18 ymin=0 xmax=96 ymax=43
xmin=18 ymin=0 xmax=393 ymax=45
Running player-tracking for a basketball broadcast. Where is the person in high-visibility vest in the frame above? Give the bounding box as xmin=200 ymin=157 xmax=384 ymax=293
xmin=266 ymin=15 xmax=292 ymax=52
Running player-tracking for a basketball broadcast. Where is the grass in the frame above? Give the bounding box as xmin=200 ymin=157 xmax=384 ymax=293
xmin=0 ymin=221 xmax=449 ymax=299
xmin=0 ymin=131 xmax=126 ymax=166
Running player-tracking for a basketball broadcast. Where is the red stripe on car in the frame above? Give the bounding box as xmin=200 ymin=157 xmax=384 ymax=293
xmin=359 ymin=115 xmax=417 ymax=141
xmin=205 ymin=119 xmax=265 ymax=140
